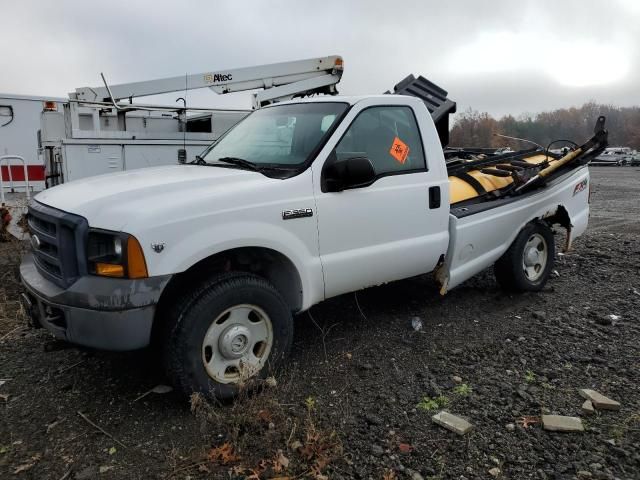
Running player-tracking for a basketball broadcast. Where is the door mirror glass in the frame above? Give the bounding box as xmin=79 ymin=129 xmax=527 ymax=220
xmin=322 ymin=153 xmax=376 ymax=192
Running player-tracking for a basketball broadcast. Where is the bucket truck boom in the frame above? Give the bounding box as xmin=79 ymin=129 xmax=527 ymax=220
xmin=74 ymin=55 xmax=344 ymax=109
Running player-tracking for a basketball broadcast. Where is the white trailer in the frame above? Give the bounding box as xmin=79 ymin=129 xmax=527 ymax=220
xmin=0 ymin=93 xmax=66 ymax=193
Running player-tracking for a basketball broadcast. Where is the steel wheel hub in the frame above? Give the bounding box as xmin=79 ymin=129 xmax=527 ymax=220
xmin=522 ymin=233 xmax=548 ymax=281
xmin=201 ymin=304 xmax=273 ymax=384
xmin=219 ymin=325 xmax=251 ymax=359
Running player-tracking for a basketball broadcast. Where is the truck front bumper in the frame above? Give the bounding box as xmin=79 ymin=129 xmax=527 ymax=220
xmin=20 ymin=253 xmax=171 ymax=351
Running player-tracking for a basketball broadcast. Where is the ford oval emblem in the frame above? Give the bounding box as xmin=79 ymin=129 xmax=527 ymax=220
xmin=30 ymin=234 xmax=41 ymax=250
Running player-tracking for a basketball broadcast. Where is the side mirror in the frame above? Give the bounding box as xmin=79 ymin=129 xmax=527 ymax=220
xmin=322 ymin=153 xmax=376 ymax=192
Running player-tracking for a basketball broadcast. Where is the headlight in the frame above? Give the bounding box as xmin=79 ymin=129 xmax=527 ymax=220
xmin=87 ymin=230 xmax=148 ymax=279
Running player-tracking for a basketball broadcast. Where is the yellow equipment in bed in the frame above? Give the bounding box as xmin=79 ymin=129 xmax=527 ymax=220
xmin=449 ymin=154 xmax=551 ymax=205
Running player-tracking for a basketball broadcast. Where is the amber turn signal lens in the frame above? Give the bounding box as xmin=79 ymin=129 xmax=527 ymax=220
xmin=96 ymin=263 xmax=125 ymax=277
xmin=127 ymin=236 xmax=148 ymax=279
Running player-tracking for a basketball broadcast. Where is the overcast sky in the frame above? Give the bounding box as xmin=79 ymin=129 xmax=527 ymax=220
xmin=1 ymin=0 xmax=638 ymax=117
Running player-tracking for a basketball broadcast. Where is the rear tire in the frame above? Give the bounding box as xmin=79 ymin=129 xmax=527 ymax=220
xmin=494 ymin=221 xmax=555 ymax=292
xmin=162 ymin=272 xmax=293 ymax=400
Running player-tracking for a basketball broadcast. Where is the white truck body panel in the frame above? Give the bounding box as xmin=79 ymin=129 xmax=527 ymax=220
xmin=36 ymin=165 xmax=325 ymax=310
xmin=310 ymin=96 xmax=450 ymax=297
xmin=441 ymin=166 xmax=590 ymax=292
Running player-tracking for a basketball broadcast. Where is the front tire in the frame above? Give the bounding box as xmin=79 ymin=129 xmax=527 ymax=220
xmin=494 ymin=221 xmax=555 ymax=292
xmin=163 ymin=273 xmax=293 ymax=400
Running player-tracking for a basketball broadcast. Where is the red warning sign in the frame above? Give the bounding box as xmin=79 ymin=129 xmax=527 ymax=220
xmin=389 ymin=137 xmax=410 ymax=164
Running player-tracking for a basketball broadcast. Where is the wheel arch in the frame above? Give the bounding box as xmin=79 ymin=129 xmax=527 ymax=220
xmin=154 ymin=246 xmax=304 ymax=329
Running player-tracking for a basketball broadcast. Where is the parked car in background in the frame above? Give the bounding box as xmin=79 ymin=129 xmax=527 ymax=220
xmin=591 ymin=147 xmax=636 ymax=166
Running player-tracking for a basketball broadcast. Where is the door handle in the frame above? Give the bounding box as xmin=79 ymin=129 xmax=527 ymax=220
xmin=429 ymin=186 xmax=441 ymax=209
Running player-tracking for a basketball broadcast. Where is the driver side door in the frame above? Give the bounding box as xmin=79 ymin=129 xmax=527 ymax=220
xmin=312 ymin=102 xmax=449 ymax=299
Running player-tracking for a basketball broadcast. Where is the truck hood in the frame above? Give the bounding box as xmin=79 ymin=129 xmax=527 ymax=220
xmin=35 ymin=165 xmax=273 ymax=231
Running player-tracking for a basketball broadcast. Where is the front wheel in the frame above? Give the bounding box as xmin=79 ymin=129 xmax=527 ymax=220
xmin=163 ymin=273 xmax=293 ymax=400
xmin=494 ymin=221 xmax=555 ymax=292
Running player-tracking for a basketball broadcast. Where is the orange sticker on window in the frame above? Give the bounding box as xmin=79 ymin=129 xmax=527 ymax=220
xmin=389 ymin=136 xmax=410 ymax=164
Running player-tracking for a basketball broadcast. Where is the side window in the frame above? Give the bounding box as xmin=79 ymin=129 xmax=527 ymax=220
xmin=335 ymin=106 xmax=426 ymax=175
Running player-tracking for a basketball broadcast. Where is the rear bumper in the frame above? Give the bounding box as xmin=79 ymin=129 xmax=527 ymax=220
xmin=20 ymin=253 xmax=171 ymax=351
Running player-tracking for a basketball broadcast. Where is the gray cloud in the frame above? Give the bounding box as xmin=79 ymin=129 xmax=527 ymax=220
xmin=1 ymin=0 xmax=638 ymax=117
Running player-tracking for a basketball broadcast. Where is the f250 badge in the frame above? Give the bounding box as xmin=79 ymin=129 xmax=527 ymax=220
xmin=573 ymin=179 xmax=588 ymax=196
xmin=282 ymin=208 xmax=313 ymax=220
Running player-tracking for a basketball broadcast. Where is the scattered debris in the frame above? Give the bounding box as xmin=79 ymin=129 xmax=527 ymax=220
xmin=398 ymin=442 xmax=413 ymax=454
xmin=541 ymin=414 xmax=584 ymax=432
xmin=273 ymin=449 xmax=289 ymax=471
xmin=581 ymin=400 xmax=595 ymax=415
xmin=57 ymin=359 xmax=87 ymax=374
xmin=505 ymin=423 xmax=516 ymax=432
xmin=133 ymin=384 xmax=173 ymax=402
xmin=108 ymin=446 xmax=117 ymax=455
xmin=208 ymin=442 xmax=240 ymax=465
xmin=265 ymin=376 xmax=277 ymax=388
xmin=452 ymin=375 xmax=462 ymax=384
xmin=552 ymin=269 xmax=560 ymax=277
xmin=77 ymin=411 xmax=127 ymax=448
xmin=579 ymin=389 xmax=620 ymax=411
xmin=431 ymin=411 xmax=474 ymax=435
xmin=408 ymin=470 xmax=424 ymax=480
xmin=46 ymin=418 xmax=66 ymax=434
xmin=488 ymin=466 xmax=501 ymax=477
xmin=517 ymin=416 xmax=540 ymax=429
xmin=13 ymin=453 xmax=41 ymax=474
xmin=411 ymin=316 xmax=424 ymax=332
xmin=99 ymin=465 xmax=114 ymax=474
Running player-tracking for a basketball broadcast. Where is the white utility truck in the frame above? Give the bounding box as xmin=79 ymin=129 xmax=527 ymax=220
xmin=20 ymin=75 xmax=608 ymax=399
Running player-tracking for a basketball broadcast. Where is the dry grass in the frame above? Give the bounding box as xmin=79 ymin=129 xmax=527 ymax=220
xmin=181 ymin=371 xmax=343 ymax=479
xmin=0 ymin=240 xmax=28 ymax=337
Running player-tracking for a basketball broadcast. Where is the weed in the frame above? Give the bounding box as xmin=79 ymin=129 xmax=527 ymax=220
xmin=525 ymin=370 xmax=536 ymax=383
xmin=609 ymin=413 xmax=640 ymax=441
xmin=305 ymin=395 xmax=316 ymax=412
xmin=417 ymin=395 xmax=449 ymax=411
xmin=453 ymin=383 xmax=472 ymax=396
xmin=383 ymin=468 xmax=398 ymax=480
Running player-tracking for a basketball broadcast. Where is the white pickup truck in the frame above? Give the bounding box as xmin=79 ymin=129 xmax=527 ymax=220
xmin=20 ymin=83 xmax=607 ymax=399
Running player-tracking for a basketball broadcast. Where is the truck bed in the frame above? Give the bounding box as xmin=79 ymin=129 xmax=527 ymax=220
xmin=437 ymin=165 xmax=590 ymax=293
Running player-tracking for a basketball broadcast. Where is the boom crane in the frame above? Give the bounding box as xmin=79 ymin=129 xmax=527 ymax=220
xmin=73 ymin=55 xmax=344 ymax=109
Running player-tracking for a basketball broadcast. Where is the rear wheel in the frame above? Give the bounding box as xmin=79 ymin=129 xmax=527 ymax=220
xmin=494 ymin=221 xmax=555 ymax=292
xmin=163 ymin=272 xmax=293 ymax=400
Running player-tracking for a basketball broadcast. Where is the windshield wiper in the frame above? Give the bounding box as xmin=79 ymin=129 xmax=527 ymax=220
xmin=211 ymin=157 xmax=297 ymax=172
xmin=214 ymin=157 xmax=262 ymax=171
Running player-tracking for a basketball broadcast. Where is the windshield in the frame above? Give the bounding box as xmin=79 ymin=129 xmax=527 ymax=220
xmin=202 ymin=102 xmax=348 ymax=167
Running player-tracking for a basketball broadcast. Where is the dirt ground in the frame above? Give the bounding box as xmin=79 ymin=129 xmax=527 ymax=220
xmin=1 ymin=167 xmax=639 ymax=480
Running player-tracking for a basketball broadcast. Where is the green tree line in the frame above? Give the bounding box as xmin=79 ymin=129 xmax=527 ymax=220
xmin=449 ymin=103 xmax=640 ymax=149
